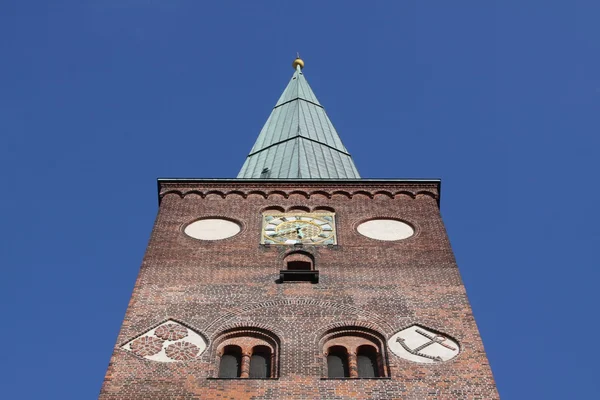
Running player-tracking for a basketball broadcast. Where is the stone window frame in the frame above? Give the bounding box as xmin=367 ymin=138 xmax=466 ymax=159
xmin=320 ymin=327 xmax=389 ymax=379
xmin=213 ymin=328 xmax=280 ymax=379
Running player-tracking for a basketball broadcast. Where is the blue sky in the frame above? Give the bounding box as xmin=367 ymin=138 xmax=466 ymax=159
xmin=1 ymin=1 xmax=598 ymax=398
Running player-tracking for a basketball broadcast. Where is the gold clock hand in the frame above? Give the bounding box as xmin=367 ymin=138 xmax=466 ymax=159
xmin=294 ymin=223 xmax=306 ymax=238
xmin=273 ymin=227 xmax=298 ymax=236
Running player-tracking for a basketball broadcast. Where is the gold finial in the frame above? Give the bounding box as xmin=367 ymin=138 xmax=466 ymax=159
xmin=292 ymin=53 xmax=304 ymax=70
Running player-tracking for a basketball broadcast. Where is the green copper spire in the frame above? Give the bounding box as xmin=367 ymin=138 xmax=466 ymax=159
xmin=237 ymin=58 xmax=360 ymax=179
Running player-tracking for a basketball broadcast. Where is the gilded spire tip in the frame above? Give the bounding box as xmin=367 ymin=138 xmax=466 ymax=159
xmin=292 ymin=54 xmax=304 ymax=70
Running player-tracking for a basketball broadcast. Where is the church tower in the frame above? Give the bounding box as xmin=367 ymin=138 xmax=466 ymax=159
xmin=100 ymin=58 xmax=499 ymax=399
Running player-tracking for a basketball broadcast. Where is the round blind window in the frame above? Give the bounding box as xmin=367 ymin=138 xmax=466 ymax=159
xmin=184 ymin=218 xmax=241 ymax=240
xmin=356 ymin=219 xmax=414 ymax=241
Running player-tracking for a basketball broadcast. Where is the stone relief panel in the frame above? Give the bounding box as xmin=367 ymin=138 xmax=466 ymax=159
xmin=121 ymin=320 xmax=207 ymax=362
xmin=388 ymin=325 xmax=459 ymax=363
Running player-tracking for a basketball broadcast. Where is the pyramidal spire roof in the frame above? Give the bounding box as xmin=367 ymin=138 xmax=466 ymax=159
xmin=237 ymin=58 xmax=360 ymax=179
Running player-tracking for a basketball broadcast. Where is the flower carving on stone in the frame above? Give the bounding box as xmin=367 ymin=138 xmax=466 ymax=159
xmin=122 ymin=319 xmax=207 ymax=362
xmin=155 ymin=323 xmax=188 ymax=341
xmin=165 ymin=341 xmax=200 ymax=361
xmin=130 ymin=336 xmax=164 ymax=357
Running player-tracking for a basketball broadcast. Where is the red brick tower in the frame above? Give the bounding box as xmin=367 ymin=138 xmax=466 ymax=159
xmin=100 ymin=58 xmax=499 ymax=399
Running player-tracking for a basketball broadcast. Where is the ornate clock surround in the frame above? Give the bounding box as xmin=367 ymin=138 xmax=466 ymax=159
xmin=261 ymin=212 xmax=337 ymax=245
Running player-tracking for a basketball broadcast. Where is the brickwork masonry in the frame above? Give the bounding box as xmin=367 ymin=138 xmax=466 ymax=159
xmin=99 ymin=180 xmax=499 ymax=399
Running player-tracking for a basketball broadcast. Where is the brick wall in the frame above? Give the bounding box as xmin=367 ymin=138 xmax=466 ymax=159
xmin=99 ymin=180 xmax=499 ymax=399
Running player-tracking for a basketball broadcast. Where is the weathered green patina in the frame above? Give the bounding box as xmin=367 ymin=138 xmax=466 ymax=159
xmin=237 ymin=64 xmax=360 ymax=179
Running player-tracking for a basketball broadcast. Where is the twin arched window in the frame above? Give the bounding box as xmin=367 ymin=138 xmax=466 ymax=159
xmin=325 ymin=345 xmax=381 ymax=378
xmin=216 ymin=329 xmax=279 ymax=379
xmin=322 ymin=328 xmax=387 ymax=378
xmin=218 ymin=345 xmax=272 ymax=378
xmin=215 ymin=327 xmax=387 ymax=379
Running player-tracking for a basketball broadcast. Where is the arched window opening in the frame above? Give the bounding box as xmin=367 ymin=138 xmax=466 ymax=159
xmin=214 ymin=328 xmax=280 ymax=379
xmin=327 ymin=346 xmax=350 ymax=378
xmin=218 ymin=345 xmax=242 ymax=378
xmin=320 ymin=327 xmax=389 ymax=379
xmin=280 ymin=252 xmax=318 ymax=283
xmin=249 ymin=345 xmax=272 ymax=378
xmin=357 ymin=345 xmax=380 ymax=378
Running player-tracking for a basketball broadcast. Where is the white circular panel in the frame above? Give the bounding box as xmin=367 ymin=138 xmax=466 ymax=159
xmin=388 ymin=325 xmax=459 ymax=363
xmin=184 ymin=218 xmax=241 ymax=240
xmin=357 ymin=219 xmax=414 ymax=241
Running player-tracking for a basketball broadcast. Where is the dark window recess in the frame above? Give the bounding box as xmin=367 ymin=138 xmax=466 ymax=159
xmin=327 ymin=347 xmax=349 ymax=378
xmin=279 ymin=269 xmax=319 ymax=283
xmin=357 ymin=347 xmax=379 ymax=378
xmin=279 ymin=253 xmax=318 ymax=283
xmin=287 ymin=261 xmax=312 ymax=270
xmin=218 ymin=346 xmax=242 ymax=378
xmin=249 ymin=346 xmax=271 ymax=378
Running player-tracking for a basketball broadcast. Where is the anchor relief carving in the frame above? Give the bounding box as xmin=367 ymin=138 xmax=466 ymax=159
xmin=388 ymin=325 xmax=459 ymax=363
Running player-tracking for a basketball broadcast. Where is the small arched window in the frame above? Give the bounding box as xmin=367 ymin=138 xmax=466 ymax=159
xmin=327 ymin=346 xmax=350 ymax=378
xmin=218 ymin=345 xmax=242 ymax=378
xmin=357 ymin=345 xmax=380 ymax=378
xmin=280 ymin=252 xmax=318 ymax=283
xmin=249 ymin=345 xmax=271 ymax=378
xmin=284 ymin=252 xmax=313 ymax=270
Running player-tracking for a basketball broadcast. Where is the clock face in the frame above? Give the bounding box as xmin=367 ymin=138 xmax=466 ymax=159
xmin=262 ymin=213 xmax=336 ymax=245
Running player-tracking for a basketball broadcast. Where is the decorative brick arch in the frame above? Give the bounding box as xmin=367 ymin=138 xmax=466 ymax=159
xmin=160 ymin=191 xmax=184 ymax=203
xmin=261 ymin=205 xmax=285 ymax=213
xmin=159 ymin=186 xmax=441 ymax=204
xmin=287 ymin=205 xmax=310 ymax=213
xmin=318 ymin=325 xmax=390 ymax=378
xmin=224 ymin=190 xmax=246 ymax=199
xmin=288 ymin=190 xmax=309 ymax=199
xmin=312 ymin=205 xmax=335 ymax=212
xmin=247 ymin=190 xmax=267 ymax=199
xmin=309 ymin=190 xmax=331 ymax=199
xmin=373 ymin=190 xmax=394 ymax=199
xmin=331 ymin=190 xmax=351 ymax=199
xmin=205 ymin=190 xmax=226 ymax=199
xmin=211 ymin=327 xmax=280 ymax=378
xmin=266 ymin=190 xmax=287 ymax=199
xmin=204 ymin=300 xmax=395 ymax=335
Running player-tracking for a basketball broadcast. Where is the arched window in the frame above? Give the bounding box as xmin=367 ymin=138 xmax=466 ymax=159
xmin=320 ymin=327 xmax=388 ymax=378
xmin=357 ymin=345 xmax=380 ymax=378
xmin=327 ymin=346 xmax=350 ymax=378
xmin=280 ymin=252 xmax=318 ymax=283
xmin=218 ymin=345 xmax=242 ymax=378
xmin=214 ymin=328 xmax=279 ymax=379
xmin=249 ymin=345 xmax=271 ymax=378
xmin=284 ymin=252 xmax=314 ymax=270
